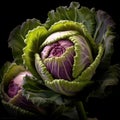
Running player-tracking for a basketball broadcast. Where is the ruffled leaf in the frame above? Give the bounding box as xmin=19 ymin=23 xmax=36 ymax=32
xmin=45 ymin=2 xmax=96 ymax=35
xmin=8 ymin=18 xmax=41 ymax=64
xmin=22 ymin=26 xmax=48 ymax=77
xmin=40 ymin=30 xmax=78 ymax=48
xmin=47 ymin=20 xmax=97 ymax=52
xmin=69 ymin=35 xmax=93 ymax=78
xmin=45 ymin=79 xmax=92 ymax=96
xmin=35 ymin=53 xmax=54 ymax=82
xmin=94 ymin=10 xmax=116 ymax=69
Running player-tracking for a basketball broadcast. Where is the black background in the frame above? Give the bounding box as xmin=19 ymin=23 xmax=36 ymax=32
xmin=0 ymin=0 xmax=120 ymax=120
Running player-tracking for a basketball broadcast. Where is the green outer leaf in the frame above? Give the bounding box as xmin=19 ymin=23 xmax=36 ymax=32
xmin=35 ymin=53 xmax=53 ymax=82
xmin=0 ymin=62 xmax=11 ymax=83
xmin=45 ymin=79 xmax=92 ymax=96
xmin=0 ymin=62 xmax=11 ymax=99
xmin=22 ymin=26 xmax=48 ymax=77
xmin=8 ymin=18 xmax=41 ymax=64
xmin=45 ymin=1 xmax=96 ymax=36
xmin=0 ymin=63 xmax=25 ymax=101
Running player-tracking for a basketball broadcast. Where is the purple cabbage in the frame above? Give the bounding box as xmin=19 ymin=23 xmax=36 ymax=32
xmin=7 ymin=71 xmax=32 ymax=98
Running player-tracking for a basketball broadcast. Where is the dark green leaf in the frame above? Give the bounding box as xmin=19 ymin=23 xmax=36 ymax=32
xmin=2 ymin=100 xmax=38 ymax=119
xmin=22 ymin=76 xmax=64 ymax=107
xmin=8 ymin=18 xmax=41 ymax=64
xmin=0 ymin=62 xmax=11 ymax=83
xmin=51 ymin=105 xmax=79 ymax=120
xmin=87 ymin=64 xmax=120 ymax=99
xmin=0 ymin=62 xmax=11 ymax=99
xmin=45 ymin=2 xmax=96 ymax=35
xmin=94 ymin=10 xmax=116 ymax=69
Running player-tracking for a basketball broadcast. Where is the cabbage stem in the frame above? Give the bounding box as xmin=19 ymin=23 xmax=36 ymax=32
xmin=76 ymin=101 xmax=87 ymax=120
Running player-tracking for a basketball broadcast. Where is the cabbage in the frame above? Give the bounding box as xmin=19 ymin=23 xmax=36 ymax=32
xmin=0 ymin=1 xmax=120 ymax=120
